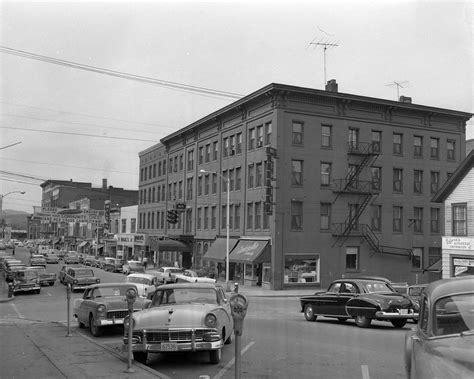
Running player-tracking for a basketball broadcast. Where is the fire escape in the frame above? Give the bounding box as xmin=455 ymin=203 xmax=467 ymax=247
xmin=331 ymin=141 xmax=412 ymax=258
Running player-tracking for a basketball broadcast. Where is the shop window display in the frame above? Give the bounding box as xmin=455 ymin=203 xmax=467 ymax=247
xmin=284 ymin=255 xmax=319 ymax=284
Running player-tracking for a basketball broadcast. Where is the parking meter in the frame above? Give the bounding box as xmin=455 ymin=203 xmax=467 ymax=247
xmin=66 ymin=283 xmax=72 ymax=336
xmin=230 ymin=293 xmax=248 ymax=336
xmin=125 ymin=287 xmax=137 ymax=373
xmin=126 ymin=287 xmax=137 ymax=310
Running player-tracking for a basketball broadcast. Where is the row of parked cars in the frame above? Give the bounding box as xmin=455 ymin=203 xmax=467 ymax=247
xmin=1 ymin=253 xmax=43 ymax=295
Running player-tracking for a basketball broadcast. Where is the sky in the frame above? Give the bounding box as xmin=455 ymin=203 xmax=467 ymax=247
xmin=0 ymin=0 xmax=472 ymax=214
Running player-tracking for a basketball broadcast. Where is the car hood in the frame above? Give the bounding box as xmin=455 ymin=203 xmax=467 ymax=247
xmin=129 ymin=283 xmax=155 ymax=297
xmin=93 ymin=296 xmax=147 ymax=310
xmin=133 ymin=303 xmax=218 ymax=329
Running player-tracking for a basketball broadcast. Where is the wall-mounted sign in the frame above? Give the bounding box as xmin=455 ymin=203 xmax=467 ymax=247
xmin=442 ymin=237 xmax=474 ymax=250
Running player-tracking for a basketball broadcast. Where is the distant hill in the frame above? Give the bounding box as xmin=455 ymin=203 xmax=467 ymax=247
xmin=0 ymin=210 xmax=29 ymax=230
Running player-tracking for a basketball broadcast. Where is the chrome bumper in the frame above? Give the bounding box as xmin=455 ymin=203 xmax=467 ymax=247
xmin=97 ymin=318 xmax=124 ymax=325
xmin=123 ymin=340 xmax=223 ymax=353
xmin=375 ymin=310 xmax=418 ymax=319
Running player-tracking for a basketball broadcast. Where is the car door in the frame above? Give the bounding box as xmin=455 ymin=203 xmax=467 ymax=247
xmin=314 ymin=282 xmax=342 ymax=315
xmin=334 ymin=281 xmax=359 ymax=316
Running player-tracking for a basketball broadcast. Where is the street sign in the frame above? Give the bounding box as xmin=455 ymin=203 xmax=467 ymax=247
xmin=175 ymin=202 xmax=186 ymax=211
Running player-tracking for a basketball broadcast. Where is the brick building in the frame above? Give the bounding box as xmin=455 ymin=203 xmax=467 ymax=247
xmin=138 ymin=81 xmax=471 ymax=290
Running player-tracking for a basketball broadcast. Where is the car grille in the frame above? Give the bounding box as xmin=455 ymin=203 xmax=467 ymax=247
xmin=133 ymin=328 xmax=214 ymax=343
xmin=107 ymin=309 xmax=140 ymax=319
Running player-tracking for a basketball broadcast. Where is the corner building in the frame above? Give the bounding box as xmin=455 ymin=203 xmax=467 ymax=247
xmin=138 ymin=82 xmax=471 ymax=290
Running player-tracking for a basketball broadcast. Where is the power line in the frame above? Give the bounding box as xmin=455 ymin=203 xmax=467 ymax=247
xmin=0 ymin=46 xmax=244 ymax=100
xmin=0 ymin=141 xmax=22 ymax=150
xmin=0 ymin=170 xmax=47 ymax=182
xmin=0 ymin=177 xmax=43 ymax=186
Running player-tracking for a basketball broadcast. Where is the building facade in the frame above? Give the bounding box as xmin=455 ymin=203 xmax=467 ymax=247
xmin=432 ymin=150 xmax=474 ymax=279
xmin=138 ymin=82 xmax=471 ymax=290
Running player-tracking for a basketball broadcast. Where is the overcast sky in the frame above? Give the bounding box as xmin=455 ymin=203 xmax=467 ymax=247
xmin=1 ymin=0 xmax=472 ymax=213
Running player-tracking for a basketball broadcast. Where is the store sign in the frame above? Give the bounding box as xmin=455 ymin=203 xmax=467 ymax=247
xmin=134 ymin=234 xmax=146 ymax=245
xmin=442 ymin=237 xmax=474 ymax=250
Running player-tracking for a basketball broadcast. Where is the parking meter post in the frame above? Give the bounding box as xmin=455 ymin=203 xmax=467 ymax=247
xmin=229 ymin=294 xmax=248 ymax=379
xmin=8 ymin=282 xmax=14 ymax=298
xmin=124 ymin=287 xmax=137 ymax=374
xmin=66 ymin=283 xmax=72 ymax=337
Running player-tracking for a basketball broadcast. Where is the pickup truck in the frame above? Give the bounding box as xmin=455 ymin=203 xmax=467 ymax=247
xmin=26 ymin=266 xmax=57 ymax=286
xmin=62 ymin=267 xmax=100 ymax=292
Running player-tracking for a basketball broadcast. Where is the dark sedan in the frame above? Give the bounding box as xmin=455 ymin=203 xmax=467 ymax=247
xmin=300 ymin=277 xmax=418 ymax=328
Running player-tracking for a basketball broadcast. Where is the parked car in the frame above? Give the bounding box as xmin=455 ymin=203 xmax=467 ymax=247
xmin=11 ymin=268 xmax=41 ymax=295
xmin=26 ymin=266 xmax=57 ymax=286
xmin=152 ymin=266 xmax=185 ymax=283
xmin=122 ymin=260 xmax=145 ymax=275
xmin=5 ymin=262 xmax=27 ymax=282
xmin=0 ymin=242 xmax=6 ymax=250
xmin=44 ymin=253 xmax=60 ymax=264
xmin=174 ymin=269 xmax=216 ymax=284
xmin=62 ymin=267 xmax=100 ymax=292
xmin=64 ymin=253 xmax=80 ymax=264
xmin=58 ymin=264 xmax=82 ymax=284
xmin=123 ymin=282 xmax=233 ymax=364
xmin=57 ymin=249 xmax=67 ymax=260
xmin=84 ymin=256 xmax=95 ymax=266
xmin=30 ymin=254 xmax=47 ymax=267
xmin=124 ymin=273 xmax=160 ymax=298
xmin=299 ymin=276 xmax=418 ymax=328
xmin=404 ymin=276 xmax=474 ymax=378
xmin=73 ymin=282 xmax=149 ymax=337
xmin=102 ymin=257 xmax=122 ymax=272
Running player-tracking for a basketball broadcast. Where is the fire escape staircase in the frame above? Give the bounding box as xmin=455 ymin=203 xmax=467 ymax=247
xmin=361 ymin=224 xmax=413 ymax=258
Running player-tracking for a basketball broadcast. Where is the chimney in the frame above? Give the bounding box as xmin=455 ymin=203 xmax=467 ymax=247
xmin=325 ymin=79 xmax=338 ymax=92
xmin=102 ymin=178 xmax=107 ymax=189
xmin=399 ymin=96 xmax=412 ymax=104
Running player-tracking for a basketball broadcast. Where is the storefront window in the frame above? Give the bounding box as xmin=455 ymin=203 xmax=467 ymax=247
xmin=244 ymin=263 xmax=258 ymax=279
xmin=262 ymin=263 xmax=271 ymax=283
xmin=452 ymin=257 xmax=474 ymax=277
xmin=284 ymin=255 xmax=320 ymax=284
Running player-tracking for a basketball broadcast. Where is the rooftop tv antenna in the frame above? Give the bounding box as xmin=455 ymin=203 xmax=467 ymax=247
xmin=386 ymin=80 xmax=410 ymax=100
xmin=309 ymin=32 xmax=339 ymax=87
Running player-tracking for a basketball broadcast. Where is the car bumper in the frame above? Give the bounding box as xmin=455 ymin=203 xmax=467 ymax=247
xmin=97 ymin=318 xmax=125 ymax=325
xmin=13 ymin=285 xmax=40 ymax=292
xmin=123 ymin=340 xmax=223 ymax=353
xmin=375 ymin=310 xmax=418 ymax=319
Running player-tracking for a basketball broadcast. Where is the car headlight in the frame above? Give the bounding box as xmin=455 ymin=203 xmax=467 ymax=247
xmin=96 ymin=278 xmax=100 ymax=283
xmin=97 ymin=304 xmax=106 ymax=313
xmin=205 ymin=313 xmax=217 ymax=328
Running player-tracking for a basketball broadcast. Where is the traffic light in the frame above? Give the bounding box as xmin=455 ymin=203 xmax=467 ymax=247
xmin=167 ymin=210 xmax=178 ymax=224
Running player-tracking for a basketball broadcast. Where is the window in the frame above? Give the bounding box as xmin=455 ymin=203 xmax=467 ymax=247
xmin=213 ymin=141 xmax=218 ymax=161
xmin=212 ymin=173 xmax=217 ymax=194
xmin=246 ymin=202 xmax=253 ymax=229
xmin=414 ymin=136 xmax=423 ymax=157
xmin=121 ymin=219 xmax=127 ymax=233
xmin=428 ymin=247 xmax=441 ymax=266
xmin=131 ymin=218 xmax=136 ymax=233
xmin=162 ymin=160 xmax=166 ymax=175
xmin=228 ymin=204 xmax=234 ymax=229
xmin=264 ymin=122 xmax=272 ymax=145
xmin=447 ymin=139 xmax=455 ymax=160
xmin=229 ymin=135 xmax=235 ymax=154
xmin=284 ymin=255 xmax=319 ymax=284
xmin=229 ymin=169 xmax=235 ymax=191
xmin=186 ymin=177 xmax=193 ymax=200
xmin=348 ymin=128 xmax=359 ymax=150
xmin=292 ymin=121 xmax=303 ymax=145
xmin=348 ymin=203 xmax=359 ymax=230
xmin=235 ymin=167 xmax=242 ymax=190
xmin=248 ymin=128 xmax=255 ymax=150
xmin=197 ymin=176 xmax=203 ymax=196
xmin=321 ymin=125 xmax=332 ymax=148
xmin=255 ymin=202 xmax=262 ymax=229
xmin=431 ymin=208 xmax=440 ymax=233
xmin=158 ymin=162 xmax=161 ymax=177
xmin=291 ymin=160 xmax=303 ymax=186
xmin=187 ymin=150 xmax=194 ymax=171
xmin=211 ymin=206 xmax=216 ymax=229
xmin=345 ymin=247 xmax=359 ymax=270
xmin=452 ymin=203 xmax=467 ymax=236
xmin=414 ymin=207 xmax=423 ymax=233
xmin=236 ymin=133 xmax=242 ymax=154
xmin=412 ymin=247 xmax=422 ymax=270
xmin=173 ymin=157 xmax=178 ymax=172
xmin=205 ymin=144 xmax=211 ymax=162
xmin=393 ymin=168 xmax=403 ymax=192
xmin=197 ymin=208 xmax=202 ymax=230
xmin=234 ymin=204 xmax=241 ymax=230
xmin=204 ymin=207 xmax=209 ymax=229
xmin=372 ymin=131 xmax=381 ymax=153
xmin=179 ymin=154 xmax=184 ymax=171
xmin=320 ymin=203 xmax=331 ymax=230
xmin=248 ymin=164 xmax=255 ymax=188
xmin=256 ymin=125 xmax=263 ymax=147
xmin=152 ymin=164 xmax=156 ymax=178
xmin=430 ymin=138 xmax=439 ymax=158
xmin=321 ymin=162 xmax=332 ymax=187
xmin=393 ymin=206 xmax=403 ymax=232
xmin=178 ymin=181 xmax=183 ymax=199
xmin=223 ymin=137 xmax=229 ymax=157
xmin=431 ymin=171 xmax=440 ymax=194
xmin=291 ymin=201 xmax=303 ymax=230
xmin=371 ymin=167 xmax=381 ymax=191
xmin=371 ymin=205 xmax=382 ymax=231
xmin=393 ymin=133 xmax=402 ymax=155
xmin=414 ymin=170 xmax=423 ymax=194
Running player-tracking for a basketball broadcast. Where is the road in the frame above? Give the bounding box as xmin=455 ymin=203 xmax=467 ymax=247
xmin=1 ymin=247 xmax=408 ymax=378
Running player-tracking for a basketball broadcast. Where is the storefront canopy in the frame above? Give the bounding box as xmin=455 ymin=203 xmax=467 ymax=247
xmin=150 ymin=239 xmax=190 ymax=252
xmin=203 ymin=238 xmax=239 ymax=261
xmin=229 ymin=239 xmax=270 ymax=263
xmin=423 ymin=258 xmax=442 ymax=273
xmin=78 ymin=241 xmax=89 ymax=248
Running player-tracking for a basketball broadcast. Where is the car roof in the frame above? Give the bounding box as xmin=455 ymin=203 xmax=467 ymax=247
xmin=127 ymin=273 xmax=155 ymax=279
xmin=85 ymin=282 xmax=138 ymax=289
xmin=423 ymin=276 xmax=474 ymax=301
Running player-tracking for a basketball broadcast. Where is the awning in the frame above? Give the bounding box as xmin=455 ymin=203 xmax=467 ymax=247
xmin=229 ymin=239 xmax=270 ymax=263
xmin=78 ymin=241 xmax=89 ymax=248
xmin=149 ymin=239 xmax=190 ymax=252
xmin=203 ymin=238 xmax=239 ymax=261
xmin=423 ymin=258 xmax=442 ymax=273
xmin=93 ymin=244 xmax=104 ymax=250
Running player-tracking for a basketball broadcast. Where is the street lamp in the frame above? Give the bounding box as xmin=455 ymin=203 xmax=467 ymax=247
xmin=200 ymin=169 xmax=230 ymax=290
xmin=0 ymin=191 xmax=26 ymax=239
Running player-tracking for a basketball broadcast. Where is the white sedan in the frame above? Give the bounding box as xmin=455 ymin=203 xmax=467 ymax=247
xmin=174 ymin=269 xmax=216 ymax=284
xmin=124 ymin=273 xmax=160 ymax=298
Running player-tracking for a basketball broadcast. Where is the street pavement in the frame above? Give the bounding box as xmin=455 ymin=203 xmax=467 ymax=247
xmin=0 ymin=273 xmax=315 ymax=378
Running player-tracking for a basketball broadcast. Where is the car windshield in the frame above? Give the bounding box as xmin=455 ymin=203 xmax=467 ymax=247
xmin=93 ymin=286 xmax=132 ymax=297
xmin=434 ymin=293 xmax=474 ymax=336
xmin=362 ymin=281 xmax=393 ymax=293
xmin=152 ymin=287 xmax=218 ymax=306
xmin=126 ymin=276 xmax=152 ymax=285
xmin=74 ymin=269 xmax=94 ymax=277
xmin=129 ymin=262 xmax=143 ymax=268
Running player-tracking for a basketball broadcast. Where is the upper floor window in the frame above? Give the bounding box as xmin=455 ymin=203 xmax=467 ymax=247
xmin=121 ymin=219 xmax=127 ymax=233
xmin=412 ymin=247 xmax=422 ymax=270
xmin=431 ymin=171 xmax=440 ymax=194
xmin=213 ymin=141 xmax=218 ymax=161
xmin=235 ymin=167 xmax=242 ymax=191
xmin=320 ymin=203 xmax=331 ymax=230
xmin=414 ymin=136 xmax=423 ymax=157
xmin=229 ymin=135 xmax=235 ymax=154
xmin=205 ymin=144 xmax=211 ymax=163
xmin=371 ymin=167 xmax=382 ymax=191
xmin=348 ymin=128 xmax=359 ymax=149
xmin=179 ymin=154 xmax=184 ymax=171
xmin=414 ymin=170 xmax=423 ymax=194
xmin=321 ymin=125 xmax=332 ymax=148
xmin=187 ymin=150 xmax=194 ymax=171
xmin=131 ymin=218 xmax=136 ymax=233
xmin=430 ymin=138 xmax=439 ymax=159
xmin=393 ymin=133 xmax=403 ymax=155
xmin=256 ymin=125 xmax=264 ymax=147
xmin=430 ymin=208 xmax=440 ymax=234
xmin=321 ymin=162 xmax=332 ymax=187
xmin=212 ymin=173 xmax=217 ymax=194
xmin=264 ymin=122 xmax=272 ymax=145
xmin=248 ymin=128 xmax=256 ymax=150
xmin=393 ymin=168 xmax=403 ymax=192
xmin=393 ymin=206 xmax=403 ymax=232
xmin=413 ymin=207 xmax=423 ymax=233
xmin=371 ymin=204 xmax=382 ymax=231
xmin=292 ymin=121 xmax=303 ymax=145
xmin=452 ymin=203 xmax=467 ymax=236
xmin=223 ymin=137 xmax=229 ymax=158
xmin=236 ymin=133 xmax=242 ymax=154
xmin=255 ymin=163 xmax=263 ymax=187
xmin=291 ymin=201 xmax=303 ymax=230
xmin=292 ymin=160 xmax=303 ymax=186
xmin=247 ymin=164 xmax=255 ymax=189
xmin=447 ymin=139 xmax=456 ymax=160
xmin=372 ymin=131 xmax=381 ymax=153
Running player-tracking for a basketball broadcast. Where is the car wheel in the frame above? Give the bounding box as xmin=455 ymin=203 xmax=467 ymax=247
xmin=133 ymin=352 xmax=147 ymax=364
xmin=78 ymin=318 xmax=85 ymax=329
xmin=391 ymin=319 xmax=407 ymax=328
xmin=354 ymin=315 xmax=372 ymax=328
xmin=209 ymin=348 xmax=222 ymax=364
xmin=304 ymin=304 xmax=317 ymax=321
xmin=89 ymin=314 xmax=102 ymax=337
xmin=224 ymin=328 xmax=233 ymax=345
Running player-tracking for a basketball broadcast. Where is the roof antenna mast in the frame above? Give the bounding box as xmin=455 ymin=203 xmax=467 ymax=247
xmin=386 ymin=80 xmax=410 ymax=100
xmin=309 ymin=31 xmax=339 ymax=87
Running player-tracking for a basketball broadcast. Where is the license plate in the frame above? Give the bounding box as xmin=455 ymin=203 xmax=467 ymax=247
xmin=399 ymin=309 xmax=408 ymax=315
xmin=161 ymin=342 xmax=178 ymax=351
